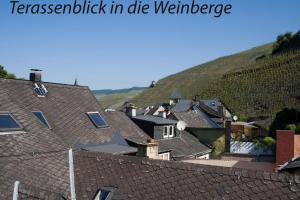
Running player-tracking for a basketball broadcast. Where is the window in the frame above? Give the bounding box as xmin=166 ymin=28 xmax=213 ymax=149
xmin=163 ymin=125 xmax=175 ymax=138
xmin=163 ymin=126 xmax=168 ymax=137
xmin=94 ymin=187 xmax=115 ymax=200
xmin=32 ymin=111 xmax=50 ymax=128
xmin=95 ymin=190 xmax=110 ymax=200
xmin=159 ymin=152 xmax=170 ymax=160
xmin=87 ymin=112 xmax=108 ymax=128
xmin=0 ymin=113 xmax=22 ymax=130
xmin=169 ymin=126 xmax=174 ymax=137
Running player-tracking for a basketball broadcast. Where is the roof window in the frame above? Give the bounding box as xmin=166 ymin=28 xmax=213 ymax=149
xmin=94 ymin=187 xmax=116 ymax=200
xmin=0 ymin=113 xmax=22 ymax=130
xmin=32 ymin=111 xmax=51 ymax=128
xmin=87 ymin=112 xmax=108 ymax=128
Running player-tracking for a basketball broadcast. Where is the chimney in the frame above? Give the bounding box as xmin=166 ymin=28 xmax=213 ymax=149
xmin=224 ymin=120 xmax=232 ymax=153
xmin=74 ymin=78 xmax=78 ymax=86
xmin=29 ymin=69 xmax=42 ymax=82
xmin=217 ymin=105 xmax=225 ymax=118
xmin=137 ymin=139 xmax=159 ymax=159
xmin=158 ymin=111 xmax=166 ymax=118
xmin=276 ymin=130 xmax=300 ymax=166
xmin=126 ymin=104 xmax=136 ymax=117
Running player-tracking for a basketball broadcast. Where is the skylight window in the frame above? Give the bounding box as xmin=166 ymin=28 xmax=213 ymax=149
xmin=93 ymin=187 xmax=115 ymax=200
xmin=87 ymin=112 xmax=108 ymax=128
xmin=32 ymin=111 xmax=51 ymax=128
xmin=0 ymin=113 xmax=22 ymax=130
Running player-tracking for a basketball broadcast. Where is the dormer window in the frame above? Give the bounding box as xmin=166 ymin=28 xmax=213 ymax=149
xmin=163 ymin=125 xmax=174 ymax=138
xmin=87 ymin=112 xmax=108 ymax=128
xmin=0 ymin=113 xmax=22 ymax=130
xmin=32 ymin=111 xmax=51 ymax=128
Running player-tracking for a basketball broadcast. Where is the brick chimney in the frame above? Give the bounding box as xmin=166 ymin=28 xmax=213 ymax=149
xmin=125 ymin=105 xmax=137 ymax=117
xmin=276 ymin=130 xmax=300 ymax=166
xmin=137 ymin=139 xmax=159 ymax=159
xmin=29 ymin=69 xmax=42 ymax=82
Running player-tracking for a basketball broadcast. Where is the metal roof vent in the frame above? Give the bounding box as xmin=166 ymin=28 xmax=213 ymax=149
xmin=34 ymin=83 xmax=48 ymax=97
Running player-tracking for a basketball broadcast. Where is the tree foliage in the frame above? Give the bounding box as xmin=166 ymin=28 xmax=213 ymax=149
xmin=0 ymin=65 xmax=16 ymax=79
xmin=273 ymin=31 xmax=300 ymax=54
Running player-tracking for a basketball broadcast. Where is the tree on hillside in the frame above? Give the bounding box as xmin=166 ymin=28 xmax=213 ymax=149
xmin=273 ymin=30 xmax=300 ymax=54
xmin=0 ymin=65 xmax=16 ymax=79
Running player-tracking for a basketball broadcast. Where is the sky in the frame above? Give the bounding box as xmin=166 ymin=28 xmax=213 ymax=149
xmin=0 ymin=0 xmax=299 ymax=90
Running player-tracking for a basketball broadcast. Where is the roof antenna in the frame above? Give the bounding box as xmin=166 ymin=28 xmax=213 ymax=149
xmin=74 ymin=78 xmax=78 ymax=86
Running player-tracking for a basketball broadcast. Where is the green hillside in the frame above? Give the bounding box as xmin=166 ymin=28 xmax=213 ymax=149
xmin=96 ymin=89 xmax=144 ymax=109
xmin=202 ymin=50 xmax=300 ymax=128
xmin=132 ymin=43 xmax=273 ymax=106
xmin=132 ymin=42 xmax=300 ymax=130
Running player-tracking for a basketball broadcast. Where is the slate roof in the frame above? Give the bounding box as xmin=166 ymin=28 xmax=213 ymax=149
xmin=132 ymin=115 xmax=178 ymax=125
xmin=169 ymin=90 xmax=182 ymax=100
xmin=173 ymin=107 xmax=220 ymax=128
xmin=106 ymin=112 xmax=151 ymax=144
xmin=0 ymin=78 xmax=147 ymax=156
xmin=74 ymin=150 xmax=300 ymax=200
xmin=158 ymin=131 xmax=211 ymax=158
xmin=278 ymin=155 xmax=300 ymax=171
xmin=198 ymin=100 xmax=223 ymax=118
xmin=171 ymin=99 xmax=192 ymax=112
xmin=0 ymin=150 xmax=70 ymax=200
xmin=2 ymin=149 xmax=300 ymax=199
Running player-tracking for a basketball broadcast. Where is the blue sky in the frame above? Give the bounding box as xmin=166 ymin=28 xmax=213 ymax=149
xmin=0 ymin=0 xmax=299 ymax=89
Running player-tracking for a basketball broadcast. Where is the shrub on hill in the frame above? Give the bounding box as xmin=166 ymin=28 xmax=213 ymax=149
xmin=0 ymin=65 xmax=16 ymax=79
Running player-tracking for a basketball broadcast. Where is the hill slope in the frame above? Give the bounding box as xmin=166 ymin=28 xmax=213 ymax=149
xmin=132 ymin=43 xmax=300 ymax=129
xmin=202 ymin=50 xmax=300 ymax=127
xmin=132 ymin=43 xmax=273 ymax=106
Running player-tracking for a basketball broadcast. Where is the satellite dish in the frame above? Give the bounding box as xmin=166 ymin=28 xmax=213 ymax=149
xmin=177 ymin=121 xmax=187 ymax=131
xmin=233 ymin=115 xmax=238 ymax=121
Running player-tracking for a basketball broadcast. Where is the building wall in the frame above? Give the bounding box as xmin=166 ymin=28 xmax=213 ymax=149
xmin=276 ymin=130 xmax=295 ymax=166
xmin=294 ymin=135 xmax=300 ymax=156
xmin=154 ymin=126 xmax=164 ymax=139
xmin=197 ymin=153 xmax=210 ymax=159
xmin=154 ymin=125 xmax=178 ymax=140
xmin=132 ymin=119 xmax=154 ymax=138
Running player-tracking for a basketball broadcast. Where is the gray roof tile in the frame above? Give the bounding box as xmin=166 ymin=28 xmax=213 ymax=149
xmin=133 ymin=115 xmax=177 ymax=125
xmin=0 ymin=78 xmax=148 ymax=156
xmin=74 ymin=150 xmax=300 ymax=200
xmin=158 ymin=131 xmax=211 ymax=158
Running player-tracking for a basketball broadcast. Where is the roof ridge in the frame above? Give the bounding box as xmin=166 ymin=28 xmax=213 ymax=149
xmin=0 ymin=77 xmax=88 ymax=88
xmin=76 ymin=151 xmax=300 ymax=185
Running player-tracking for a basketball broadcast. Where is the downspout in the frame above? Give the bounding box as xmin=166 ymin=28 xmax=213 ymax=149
xmin=13 ymin=181 xmax=20 ymax=200
xmin=69 ymin=149 xmax=76 ymax=200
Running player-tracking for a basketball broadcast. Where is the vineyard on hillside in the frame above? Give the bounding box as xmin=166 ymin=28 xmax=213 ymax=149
xmin=201 ymin=50 xmax=300 ymax=128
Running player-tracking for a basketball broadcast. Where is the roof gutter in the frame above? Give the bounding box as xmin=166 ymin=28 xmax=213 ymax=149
xmin=13 ymin=180 xmax=20 ymax=200
xmin=69 ymin=149 xmax=76 ymax=200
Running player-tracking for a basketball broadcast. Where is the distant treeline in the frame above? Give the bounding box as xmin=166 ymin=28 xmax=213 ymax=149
xmin=273 ymin=30 xmax=300 ymax=54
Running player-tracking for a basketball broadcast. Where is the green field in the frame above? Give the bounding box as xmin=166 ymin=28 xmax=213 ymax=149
xmin=96 ymin=89 xmax=144 ymax=109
